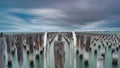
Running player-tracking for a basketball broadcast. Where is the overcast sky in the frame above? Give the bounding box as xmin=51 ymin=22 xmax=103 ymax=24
xmin=0 ymin=0 xmax=120 ymax=32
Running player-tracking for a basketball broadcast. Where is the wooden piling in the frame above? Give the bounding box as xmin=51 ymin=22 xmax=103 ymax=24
xmin=85 ymin=36 xmax=91 ymax=52
xmin=16 ymin=34 xmax=23 ymax=67
xmin=112 ymin=53 xmax=118 ymax=65
xmin=54 ymin=41 xmax=65 ymax=68
xmin=97 ymin=56 xmax=103 ymax=68
xmin=0 ymin=35 xmax=4 ymax=68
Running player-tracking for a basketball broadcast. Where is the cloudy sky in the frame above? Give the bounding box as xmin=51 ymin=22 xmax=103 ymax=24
xmin=0 ymin=0 xmax=120 ymax=32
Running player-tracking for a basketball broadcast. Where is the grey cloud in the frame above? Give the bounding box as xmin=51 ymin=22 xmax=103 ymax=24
xmin=0 ymin=0 xmax=120 ymax=31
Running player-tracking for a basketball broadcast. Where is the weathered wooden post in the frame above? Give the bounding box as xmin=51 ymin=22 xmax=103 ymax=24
xmin=84 ymin=36 xmax=91 ymax=64
xmin=0 ymin=33 xmax=4 ymax=68
xmin=23 ymin=38 xmax=27 ymax=49
xmin=101 ymin=48 xmax=105 ymax=57
xmin=54 ymin=33 xmax=65 ymax=68
xmin=28 ymin=35 xmax=34 ymax=66
xmin=80 ymin=35 xmax=84 ymax=50
xmin=16 ymin=34 xmax=23 ymax=68
xmin=112 ymin=52 xmax=118 ymax=65
xmin=6 ymin=35 xmax=12 ymax=66
xmin=34 ymin=34 xmax=40 ymax=59
xmin=10 ymin=35 xmax=15 ymax=55
xmin=54 ymin=41 xmax=65 ymax=68
xmin=97 ymin=56 xmax=103 ymax=68
xmin=58 ymin=33 xmax=62 ymax=41
xmin=40 ymin=34 xmax=44 ymax=54
xmin=85 ymin=36 xmax=91 ymax=52
xmin=94 ymin=46 xmax=97 ymax=54
xmin=76 ymin=35 xmax=79 ymax=54
xmin=79 ymin=35 xmax=84 ymax=58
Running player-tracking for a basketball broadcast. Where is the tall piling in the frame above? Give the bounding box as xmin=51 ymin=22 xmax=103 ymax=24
xmin=16 ymin=34 xmax=23 ymax=67
xmin=54 ymin=41 xmax=65 ymax=68
xmin=0 ymin=33 xmax=4 ymax=68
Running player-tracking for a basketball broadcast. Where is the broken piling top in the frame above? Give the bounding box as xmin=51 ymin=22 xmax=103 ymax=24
xmin=54 ymin=41 xmax=65 ymax=68
xmin=85 ymin=36 xmax=91 ymax=52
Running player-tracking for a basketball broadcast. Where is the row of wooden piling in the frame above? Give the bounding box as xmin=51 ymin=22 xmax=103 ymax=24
xmin=1 ymin=32 xmax=120 ymax=68
xmin=75 ymin=32 xmax=120 ymax=68
xmin=2 ymin=33 xmax=45 ymax=68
